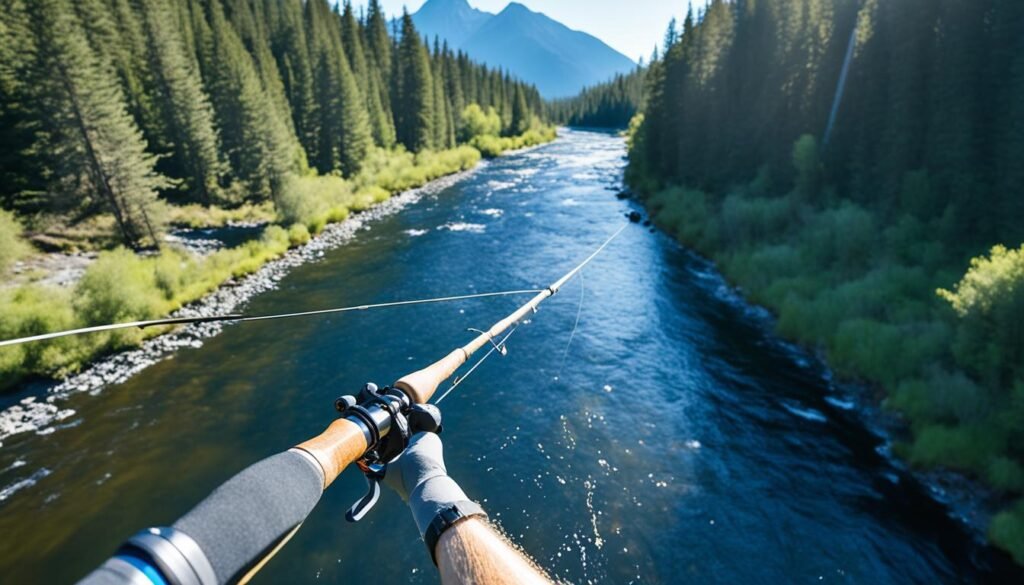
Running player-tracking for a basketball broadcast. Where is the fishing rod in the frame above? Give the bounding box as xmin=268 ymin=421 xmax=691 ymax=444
xmin=310 ymin=223 xmax=627 ymax=521
xmin=79 ymin=225 xmax=626 ymax=585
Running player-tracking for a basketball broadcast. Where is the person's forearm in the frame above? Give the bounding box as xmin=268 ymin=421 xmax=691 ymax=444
xmin=436 ymin=517 xmax=552 ymax=585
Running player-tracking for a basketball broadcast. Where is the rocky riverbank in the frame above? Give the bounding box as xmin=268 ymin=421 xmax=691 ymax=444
xmin=0 ymin=166 xmax=482 ymax=447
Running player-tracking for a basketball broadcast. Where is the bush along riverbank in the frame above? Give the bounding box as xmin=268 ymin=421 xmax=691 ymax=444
xmin=0 ymin=129 xmax=555 ymax=395
xmin=628 ymin=134 xmax=1024 ymax=563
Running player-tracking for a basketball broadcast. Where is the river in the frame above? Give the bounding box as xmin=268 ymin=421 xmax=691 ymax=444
xmin=0 ymin=129 xmax=1019 ymax=584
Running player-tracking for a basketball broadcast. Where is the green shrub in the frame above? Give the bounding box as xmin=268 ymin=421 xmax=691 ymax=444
xmin=989 ymin=458 xmax=1024 ymax=493
xmin=939 ymin=245 xmax=1024 ymax=389
xmin=0 ymin=286 xmax=81 ymax=386
xmin=469 ymin=134 xmax=504 ymax=158
xmin=832 ymin=320 xmax=917 ymax=387
xmin=991 ymin=500 xmax=1024 ymax=564
xmin=801 ymin=202 xmax=876 ymax=275
xmin=459 ymin=104 xmax=502 ymax=142
xmin=354 ymin=146 xmax=481 ymax=193
xmin=468 ymin=127 xmax=556 ymax=159
xmin=720 ymin=193 xmax=795 ymax=247
xmin=277 ymin=174 xmax=350 ymax=229
xmin=288 ymin=223 xmax=310 ymax=246
xmin=647 ymin=186 xmax=717 ymax=251
xmin=166 ymin=202 xmax=275 ymax=228
xmin=907 ymin=423 xmax=1004 ymax=472
xmin=74 ymin=248 xmax=163 ymax=326
xmin=152 ymin=249 xmax=197 ymax=303
xmin=723 ymin=244 xmax=803 ymax=291
xmin=0 ymin=209 xmax=30 ymax=271
xmin=626 ymin=113 xmax=645 ymax=150
xmin=326 ymin=205 xmax=351 ymax=224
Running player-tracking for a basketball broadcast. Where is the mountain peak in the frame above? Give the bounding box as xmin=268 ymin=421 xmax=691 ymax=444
xmin=412 ymin=1 xmax=635 ymax=98
xmin=500 ymin=2 xmax=532 ymax=14
xmin=495 ymin=2 xmax=541 ymax=24
xmin=422 ymin=0 xmax=470 ymax=8
xmin=413 ymin=0 xmax=490 ymax=48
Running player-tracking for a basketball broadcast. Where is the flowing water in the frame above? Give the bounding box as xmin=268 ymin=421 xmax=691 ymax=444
xmin=0 ymin=129 xmax=1020 ymax=584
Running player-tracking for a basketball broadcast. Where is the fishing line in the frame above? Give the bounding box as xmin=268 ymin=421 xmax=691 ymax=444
xmin=431 ymin=224 xmax=628 ymax=404
xmin=433 ymin=325 xmax=521 ymax=405
xmin=0 ymin=289 xmax=545 ymax=348
xmin=554 ymin=269 xmax=585 ymax=381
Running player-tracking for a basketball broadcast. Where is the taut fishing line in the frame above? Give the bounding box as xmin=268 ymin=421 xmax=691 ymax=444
xmin=432 ymin=224 xmax=627 ymax=404
xmin=433 ymin=325 xmax=520 ymax=405
xmin=554 ymin=268 xmax=585 ymax=381
xmin=0 ymin=289 xmax=545 ymax=348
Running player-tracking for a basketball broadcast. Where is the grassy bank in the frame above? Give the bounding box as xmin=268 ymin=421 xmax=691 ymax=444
xmin=631 ymin=136 xmax=1024 ymax=563
xmin=0 ymin=132 xmax=555 ymax=393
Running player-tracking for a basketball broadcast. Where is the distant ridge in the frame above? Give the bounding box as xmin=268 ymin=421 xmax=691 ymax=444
xmin=412 ymin=0 xmax=491 ymax=48
xmin=412 ymin=0 xmax=637 ymax=98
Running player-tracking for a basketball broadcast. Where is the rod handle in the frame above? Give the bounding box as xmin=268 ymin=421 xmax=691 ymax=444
xmin=166 ymin=450 xmax=325 ymax=584
xmin=394 ymin=349 xmax=467 ymax=404
xmin=295 ymin=418 xmax=369 ymax=488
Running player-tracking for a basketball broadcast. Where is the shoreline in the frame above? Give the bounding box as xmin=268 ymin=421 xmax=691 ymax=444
xmin=0 ymin=165 xmax=484 ymax=447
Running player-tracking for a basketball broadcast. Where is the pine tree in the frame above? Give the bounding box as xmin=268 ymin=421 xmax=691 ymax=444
xmin=305 ymin=0 xmax=370 ymax=176
xmin=432 ymin=67 xmax=450 ymax=149
xmin=0 ymin=0 xmax=46 ymax=211
xmin=510 ymin=84 xmax=530 ymax=136
xmin=342 ymin=1 xmax=393 ymax=148
xmin=205 ymin=0 xmax=294 ymax=201
xmin=664 ymin=17 xmax=679 ymax=52
xmin=223 ymin=0 xmax=303 ymax=169
xmin=431 ymin=38 xmax=451 ymax=148
xmin=140 ymin=0 xmax=225 ymax=205
xmin=336 ymin=45 xmax=372 ymax=175
xmin=108 ymin=0 xmax=165 ymax=144
xmin=394 ymin=12 xmax=434 ymax=151
xmin=30 ymin=0 xmax=170 ymax=247
xmin=263 ymin=0 xmax=318 ymax=159
xmin=365 ymin=0 xmax=392 ymax=79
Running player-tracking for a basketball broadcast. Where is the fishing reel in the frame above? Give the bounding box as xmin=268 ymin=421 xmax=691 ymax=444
xmin=335 ymin=382 xmax=442 ymax=522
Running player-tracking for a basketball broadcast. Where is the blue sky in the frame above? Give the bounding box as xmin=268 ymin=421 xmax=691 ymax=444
xmin=349 ymin=1 xmax=700 ymax=63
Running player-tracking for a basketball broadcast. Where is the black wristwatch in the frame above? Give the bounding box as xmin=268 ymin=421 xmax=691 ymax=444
xmin=424 ymin=500 xmax=488 ymax=565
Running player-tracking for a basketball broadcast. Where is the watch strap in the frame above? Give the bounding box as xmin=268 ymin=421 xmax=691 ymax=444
xmin=423 ymin=500 xmax=488 ymax=565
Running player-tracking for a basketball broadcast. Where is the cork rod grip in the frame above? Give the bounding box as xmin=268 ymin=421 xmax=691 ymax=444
xmin=295 ymin=418 xmax=369 ymax=488
xmin=394 ymin=348 xmax=468 ymax=404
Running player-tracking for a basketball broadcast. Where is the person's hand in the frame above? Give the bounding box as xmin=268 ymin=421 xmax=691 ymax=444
xmin=383 ymin=433 xmax=472 ymax=536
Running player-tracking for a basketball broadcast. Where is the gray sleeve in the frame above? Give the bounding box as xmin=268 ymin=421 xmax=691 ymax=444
xmin=171 ymin=450 xmax=325 ymax=584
